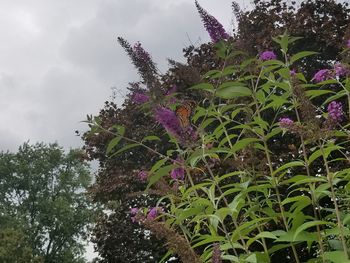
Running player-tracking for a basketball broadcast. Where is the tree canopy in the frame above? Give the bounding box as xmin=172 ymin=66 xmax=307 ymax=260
xmin=0 ymin=142 xmax=98 ymax=263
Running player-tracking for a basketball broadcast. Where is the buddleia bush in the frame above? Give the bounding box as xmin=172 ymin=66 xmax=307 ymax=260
xmin=83 ymin=1 xmax=350 ymax=262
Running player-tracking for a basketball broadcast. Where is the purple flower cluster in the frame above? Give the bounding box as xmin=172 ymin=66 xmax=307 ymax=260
xmin=170 ymin=158 xmax=185 ymax=180
xmin=327 ymin=101 xmax=343 ymax=122
xmin=279 ymin=117 xmax=294 ymax=129
xmin=347 ymin=39 xmax=350 ymax=48
xmin=312 ymin=69 xmax=332 ymax=83
xmin=117 ymin=37 xmax=157 ymax=85
xmin=154 ymin=107 xmax=184 ymax=139
xmin=133 ymin=42 xmax=151 ymax=63
xmin=165 ymin=85 xmax=177 ymax=96
xmin=130 ymin=206 xmax=163 ymax=222
xmin=290 ymin=69 xmax=297 ymax=76
xmin=334 ymin=63 xmax=348 ymax=78
xmin=130 ymin=208 xmax=139 ymax=223
xmin=312 ymin=65 xmax=349 ymax=82
xmin=164 ymin=85 xmax=177 ymax=105
xmin=132 ymin=92 xmax=149 ymax=104
xmin=195 ymin=1 xmax=229 ymax=43
xmin=211 ymin=243 xmax=222 ymax=263
xmin=259 ymin=51 xmax=277 ymax=61
xmin=137 ymin=170 xmax=148 ymax=181
xmin=147 ymin=207 xmax=163 ymax=220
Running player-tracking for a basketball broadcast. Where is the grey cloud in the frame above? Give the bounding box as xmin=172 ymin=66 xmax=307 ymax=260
xmin=0 ymin=0 xmax=245 ymax=152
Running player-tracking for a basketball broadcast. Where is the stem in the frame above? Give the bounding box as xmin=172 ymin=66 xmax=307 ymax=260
xmin=251 ymin=73 xmax=300 ymax=262
xmin=200 ymin=134 xmax=248 ymax=253
xmin=246 ymin=194 xmax=270 ymax=259
xmin=218 ymin=113 xmax=270 ymax=259
xmin=292 ymin=99 xmax=326 ymax=262
xmin=335 ymin=80 xmax=350 ymax=120
xmin=203 ymin=157 xmax=249 ymax=254
xmin=319 ymin=142 xmax=349 ymax=259
xmin=262 ymin=137 xmax=300 ymax=263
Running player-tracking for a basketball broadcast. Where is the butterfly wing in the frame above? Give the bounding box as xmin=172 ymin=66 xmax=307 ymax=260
xmin=175 ymin=101 xmax=196 ymax=128
xmin=175 ymin=105 xmax=191 ymax=128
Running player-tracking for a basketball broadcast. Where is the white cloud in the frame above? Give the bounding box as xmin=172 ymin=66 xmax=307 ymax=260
xmin=0 ymin=0 xmax=250 ymax=259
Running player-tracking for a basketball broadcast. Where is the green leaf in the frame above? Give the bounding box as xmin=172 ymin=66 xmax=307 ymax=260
xmin=343 ymin=214 xmax=350 ymax=226
xmin=109 ymin=143 xmax=139 ymax=157
xmin=281 ymin=175 xmax=327 ymax=186
xmin=230 ymin=138 xmax=260 ymax=153
xmin=322 ymin=90 xmax=347 ymax=105
xmin=190 ymin=83 xmax=214 ymax=92
xmin=290 ymin=51 xmax=318 ymax=64
xmin=150 ymin=158 xmax=168 ymax=173
xmin=216 ymin=82 xmax=252 ymax=99
xmin=272 ymin=161 xmax=304 ymax=176
xmin=276 ymin=230 xmax=317 ymax=242
xmin=141 ymin=135 xmax=161 ymax=142
xmin=306 ymin=89 xmax=334 ymax=100
xmin=192 ymin=235 xmax=226 ymax=248
xmin=203 ymin=70 xmax=222 ymax=79
xmin=308 ymin=145 xmax=343 ymax=165
xmin=111 ymin=124 xmax=125 ymax=136
xmin=106 ymin=136 xmax=122 ymax=154
xmin=293 ymin=221 xmax=329 ymax=241
xmin=324 ymin=251 xmax=350 ymax=263
xmin=147 ymin=165 xmax=174 ymax=189
xmin=221 ymin=255 xmax=239 ymax=262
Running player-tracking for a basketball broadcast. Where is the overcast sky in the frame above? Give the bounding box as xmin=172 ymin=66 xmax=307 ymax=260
xmin=0 ymin=0 xmax=250 ymax=259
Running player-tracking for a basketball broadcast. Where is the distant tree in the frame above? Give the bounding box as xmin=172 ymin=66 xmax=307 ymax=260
xmin=0 ymin=227 xmax=43 ymax=263
xmin=0 ymin=142 xmax=98 ymax=263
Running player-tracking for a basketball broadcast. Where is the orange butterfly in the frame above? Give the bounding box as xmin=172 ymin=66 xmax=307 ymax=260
xmin=175 ymin=100 xmax=196 ymax=128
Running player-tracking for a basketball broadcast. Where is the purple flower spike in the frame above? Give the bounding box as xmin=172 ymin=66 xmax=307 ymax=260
xmin=279 ymin=117 xmax=294 ymax=129
xmin=164 ymin=85 xmax=177 ymax=105
xmin=165 ymin=85 xmax=177 ymax=96
xmin=130 ymin=207 xmax=140 ymax=222
xmin=130 ymin=208 xmax=139 ymax=215
xmin=327 ymin=101 xmax=343 ymax=122
xmin=334 ymin=63 xmax=348 ymax=78
xmin=170 ymin=167 xmax=185 ymax=180
xmin=312 ymin=69 xmax=333 ymax=83
xmin=154 ymin=107 xmax=184 ymax=139
xmin=259 ymin=51 xmax=277 ymax=61
xmin=170 ymin=158 xmax=185 ymax=180
xmin=147 ymin=207 xmax=162 ymax=220
xmin=195 ymin=1 xmax=229 ymax=43
xmin=133 ymin=92 xmax=149 ymax=104
xmin=133 ymin=42 xmax=151 ymax=63
xmin=347 ymin=39 xmax=350 ymax=48
xmin=137 ymin=170 xmax=148 ymax=181
xmin=212 ymin=243 xmax=222 ymax=263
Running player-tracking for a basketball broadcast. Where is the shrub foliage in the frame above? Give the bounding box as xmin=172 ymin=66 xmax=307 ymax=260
xmin=82 ymin=1 xmax=350 ymax=262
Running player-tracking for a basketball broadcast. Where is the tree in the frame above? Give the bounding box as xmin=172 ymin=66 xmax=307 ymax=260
xmin=0 ymin=142 xmax=98 ymax=263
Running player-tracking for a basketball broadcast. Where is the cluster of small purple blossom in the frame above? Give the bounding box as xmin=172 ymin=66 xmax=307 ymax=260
xmin=170 ymin=158 xmax=185 ymax=180
xmin=195 ymin=1 xmax=229 ymax=43
xmin=132 ymin=92 xmax=149 ymax=104
xmin=137 ymin=158 xmax=185 ymax=183
xmin=327 ymin=101 xmax=343 ymax=122
xmin=279 ymin=100 xmax=343 ymax=131
xmin=312 ymin=63 xmax=349 ymax=83
xmin=154 ymin=106 xmax=197 ymax=143
xmin=130 ymin=206 xmax=163 ymax=223
xmin=279 ymin=117 xmax=294 ymax=129
xmin=259 ymin=50 xmax=277 ymax=61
